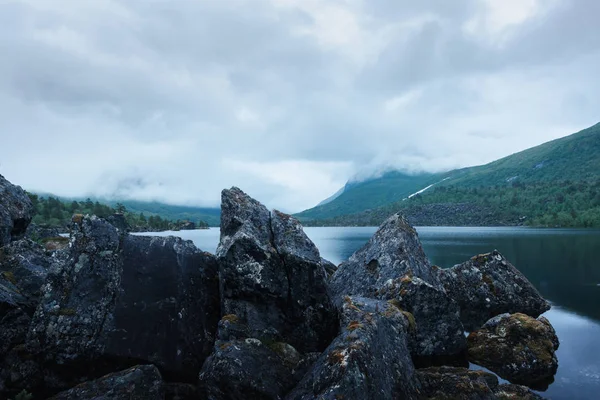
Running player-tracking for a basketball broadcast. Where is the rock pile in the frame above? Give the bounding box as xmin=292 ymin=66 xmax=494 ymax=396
xmin=0 ymin=175 xmax=558 ymax=399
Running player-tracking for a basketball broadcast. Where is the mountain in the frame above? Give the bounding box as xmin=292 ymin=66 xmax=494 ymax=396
xmin=104 ymin=200 xmax=221 ymax=227
xmin=442 ymin=122 xmax=600 ymax=188
xmin=296 ymin=171 xmax=447 ymax=220
xmin=296 ymin=123 xmax=600 ymax=227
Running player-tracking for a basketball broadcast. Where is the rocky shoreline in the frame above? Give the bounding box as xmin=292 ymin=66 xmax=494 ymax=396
xmin=1 ymin=174 xmax=558 ymax=399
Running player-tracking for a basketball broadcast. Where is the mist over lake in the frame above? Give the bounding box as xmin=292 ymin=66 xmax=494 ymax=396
xmin=140 ymin=226 xmax=600 ymax=400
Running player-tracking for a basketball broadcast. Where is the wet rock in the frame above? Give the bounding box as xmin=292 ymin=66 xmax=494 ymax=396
xmin=439 ymin=251 xmax=551 ymax=331
xmin=328 ymin=213 xmax=441 ymax=306
xmin=379 ymin=275 xmax=466 ymax=364
xmin=467 ymin=313 xmax=559 ymax=389
xmin=417 ymin=366 xmax=498 ymax=399
xmin=17 ymin=216 xmax=219 ymax=394
xmin=48 ymin=365 xmax=164 ymax=400
xmin=416 ymin=367 xmax=546 ymax=400
xmin=216 ymin=187 xmax=337 ymax=353
xmin=199 ymin=338 xmax=304 ymax=400
xmin=286 ymin=296 xmax=420 ymax=400
xmin=0 ymin=174 xmax=34 ymax=246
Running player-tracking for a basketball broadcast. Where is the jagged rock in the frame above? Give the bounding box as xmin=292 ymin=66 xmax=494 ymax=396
xmin=417 ymin=366 xmax=546 ymax=400
xmin=286 ymin=297 xmax=420 ymax=400
xmin=48 ymin=365 xmax=164 ymax=400
xmin=467 ymin=313 xmax=559 ymax=389
xmin=0 ymin=174 xmax=34 ymax=247
xmin=200 ymin=188 xmax=338 ymax=399
xmin=215 ymin=187 xmax=337 ymax=352
xmin=328 ymin=213 xmax=442 ymax=306
xmin=199 ymin=338 xmax=305 ymax=400
xmin=327 ymin=213 xmax=465 ymax=362
xmin=438 ymin=251 xmax=551 ymax=331
xmin=379 ymin=274 xmax=466 ymax=364
xmin=9 ymin=216 xmax=219 ymax=395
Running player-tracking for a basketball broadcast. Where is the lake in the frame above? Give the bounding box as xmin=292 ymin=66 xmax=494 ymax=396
xmin=139 ymin=226 xmax=600 ymax=399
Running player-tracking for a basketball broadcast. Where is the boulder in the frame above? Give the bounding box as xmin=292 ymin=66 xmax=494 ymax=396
xmin=286 ymin=297 xmax=420 ymax=400
xmin=328 ymin=213 xmax=442 ymax=306
xmin=215 ymin=187 xmax=337 ymax=352
xmin=48 ymin=365 xmax=164 ymax=400
xmin=416 ymin=366 xmax=545 ymax=400
xmin=438 ymin=251 xmax=551 ymax=331
xmin=467 ymin=313 xmax=559 ymax=389
xmin=328 ymin=213 xmax=465 ymax=362
xmin=0 ymin=174 xmax=34 ymax=247
xmin=200 ymin=188 xmax=338 ymax=399
xmin=13 ymin=216 xmax=219 ymax=395
xmin=378 ymin=274 xmax=466 ymax=364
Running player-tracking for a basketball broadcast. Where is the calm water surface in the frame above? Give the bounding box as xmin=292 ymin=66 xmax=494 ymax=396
xmin=140 ymin=227 xmax=600 ymax=400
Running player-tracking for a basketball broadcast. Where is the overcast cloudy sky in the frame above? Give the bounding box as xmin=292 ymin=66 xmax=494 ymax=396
xmin=0 ymin=0 xmax=598 ymax=212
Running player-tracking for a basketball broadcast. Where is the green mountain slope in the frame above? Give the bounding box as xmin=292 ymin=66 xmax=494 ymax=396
xmin=296 ymin=171 xmax=447 ymax=220
xmin=443 ymin=122 xmax=600 ymax=187
xmin=297 ymin=122 xmax=600 ymax=227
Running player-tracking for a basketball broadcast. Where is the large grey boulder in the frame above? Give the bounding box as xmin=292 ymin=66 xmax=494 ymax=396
xmin=214 ymin=187 xmax=337 ymax=352
xmin=0 ymin=174 xmax=34 ymax=247
xmin=467 ymin=313 xmax=559 ymax=390
xmin=329 ymin=214 xmax=442 ymax=305
xmin=439 ymin=251 xmax=551 ymax=331
xmin=286 ymin=296 xmax=420 ymax=400
xmin=48 ymin=365 xmax=164 ymax=400
xmin=11 ymin=215 xmax=220 ymax=395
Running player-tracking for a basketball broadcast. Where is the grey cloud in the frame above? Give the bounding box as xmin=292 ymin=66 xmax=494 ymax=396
xmin=0 ymin=0 xmax=598 ymax=212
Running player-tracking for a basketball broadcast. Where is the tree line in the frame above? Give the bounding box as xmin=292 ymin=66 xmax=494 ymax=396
xmin=27 ymin=194 xmax=209 ymax=231
xmin=301 ymin=179 xmax=600 ymax=228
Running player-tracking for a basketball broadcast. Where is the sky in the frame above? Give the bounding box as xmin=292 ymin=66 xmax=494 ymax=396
xmin=0 ymin=0 xmax=599 ymax=212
